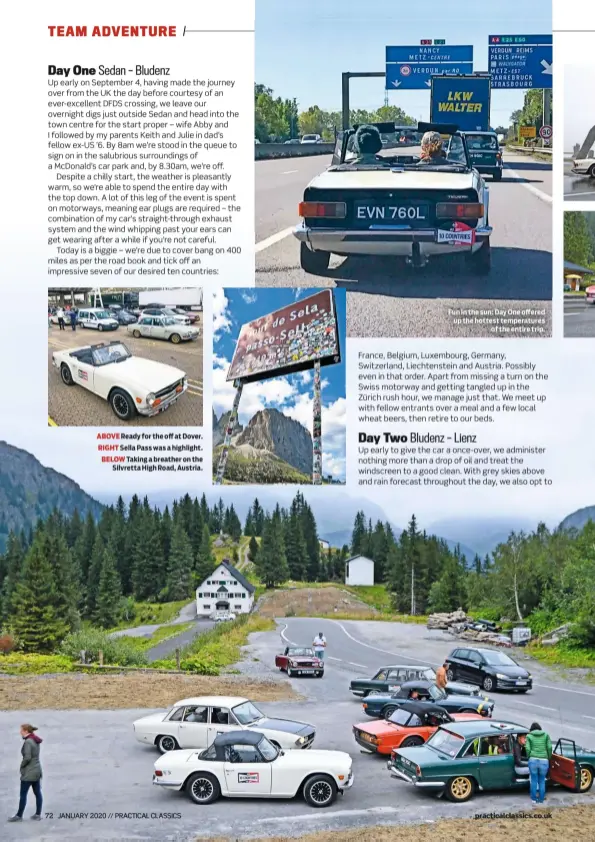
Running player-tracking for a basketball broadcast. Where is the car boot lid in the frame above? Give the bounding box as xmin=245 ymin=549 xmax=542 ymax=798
xmin=308 ymin=168 xmax=476 ymax=192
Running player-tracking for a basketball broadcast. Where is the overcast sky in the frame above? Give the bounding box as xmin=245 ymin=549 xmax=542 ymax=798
xmin=564 ymin=66 xmax=595 ymax=153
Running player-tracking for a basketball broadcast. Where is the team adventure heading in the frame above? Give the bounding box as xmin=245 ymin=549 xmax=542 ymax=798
xmin=48 ymin=26 xmax=177 ymax=37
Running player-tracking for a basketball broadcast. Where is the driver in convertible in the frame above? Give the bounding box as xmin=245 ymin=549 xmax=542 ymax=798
xmin=418 ymin=130 xmax=448 ymax=164
xmin=352 ymin=124 xmax=384 ymax=164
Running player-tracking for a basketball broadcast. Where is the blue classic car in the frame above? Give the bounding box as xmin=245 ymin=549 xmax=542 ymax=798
xmin=362 ymin=680 xmax=494 ymax=719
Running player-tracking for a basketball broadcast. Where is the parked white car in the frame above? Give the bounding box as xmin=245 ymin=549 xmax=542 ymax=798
xmin=133 ymin=696 xmax=316 ymax=755
xmin=77 ymin=308 xmax=120 ymax=331
xmin=294 ymin=120 xmax=492 ymax=275
xmin=128 ymin=315 xmax=200 ymax=344
xmin=301 ymin=134 xmax=322 ymax=144
xmin=571 ymin=152 xmax=595 ymax=177
xmin=153 ymin=731 xmax=353 ymax=807
xmin=140 ymin=307 xmax=192 ymax=325
xmin=52 ymin=340 xmax=187 ymax=421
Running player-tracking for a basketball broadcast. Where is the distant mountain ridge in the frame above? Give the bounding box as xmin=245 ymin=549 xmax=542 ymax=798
xmin=559 ymin=505 xmax=595 ymax=532
xmin=0 ymin=441 xmax=103 ymax=551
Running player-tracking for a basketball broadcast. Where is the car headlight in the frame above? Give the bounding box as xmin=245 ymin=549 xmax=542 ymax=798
xmin=296 ymin=736 xmax=307 ymax=745
xmin=496 ymin=673 xmax=507 ymax=679
xmin=146 ymin=392 xmax=156 ymax=406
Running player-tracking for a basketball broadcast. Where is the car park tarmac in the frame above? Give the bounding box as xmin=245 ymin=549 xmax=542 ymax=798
xmin=47 ymin=317 xmax=203 ymax=426
xmin=2 ymin=618 xmax=595 ymax=840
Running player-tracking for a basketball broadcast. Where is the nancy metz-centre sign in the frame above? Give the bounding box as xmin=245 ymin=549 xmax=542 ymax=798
xmin=226 ymin=290 xmax=341 ymax=384
xmin=488 ymin=35 xmax=552 ymax=89
xmin=386 ymin=45 xmax=473 ymax=90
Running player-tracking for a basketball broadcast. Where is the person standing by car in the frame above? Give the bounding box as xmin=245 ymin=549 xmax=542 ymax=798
xmin=435 ymin=662 xmax=448 ymax=690
xmin=526 ymin=721 xmax=552 ymax=804
xmin=69 ymin=309 xmax=77 ymax=331
xmin=56 ymin=307 xmax=65 ymax=330
xmin=312 ymin=632 xmax=326 ymax=661
xmin=7 ymin=724 xmax=43 ymax=822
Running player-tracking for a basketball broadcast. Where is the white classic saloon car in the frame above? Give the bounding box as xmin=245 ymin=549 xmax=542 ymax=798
xmin=153 ymin=730 xmax=353 ymax=807
xmin=52 ymin=340 xmax=187 ymax=421
xmin=128 ymin=315 xmax=200 ymax=344
xmin=294 ymin=121 xmax=492 ymax=276
xmin=134 ymin=696 xmax=316 ymax=755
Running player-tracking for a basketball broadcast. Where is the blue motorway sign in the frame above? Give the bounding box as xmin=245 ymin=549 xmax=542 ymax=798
xmin=488 ymin=35 xmax=552 ymax=89
xmin=386 ymin=44 xmax=473 ymax=90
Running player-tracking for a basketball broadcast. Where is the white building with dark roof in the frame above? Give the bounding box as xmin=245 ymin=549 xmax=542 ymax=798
xmin=196 ymin=559 xmax=256 ymax=617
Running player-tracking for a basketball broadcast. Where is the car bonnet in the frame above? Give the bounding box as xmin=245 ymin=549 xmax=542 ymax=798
xmin=258 ymin=718 xmax=314 ymax=736
xmin=109 ymin=356 xmax=186 ymax=391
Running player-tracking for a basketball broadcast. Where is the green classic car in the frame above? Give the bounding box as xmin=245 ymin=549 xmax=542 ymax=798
xmin=387 ymin=720 xmax=595 ymax=803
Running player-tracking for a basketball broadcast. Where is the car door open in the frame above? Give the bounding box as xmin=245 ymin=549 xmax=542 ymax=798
xmin=550 ymin=739 xmax=582 ymax=792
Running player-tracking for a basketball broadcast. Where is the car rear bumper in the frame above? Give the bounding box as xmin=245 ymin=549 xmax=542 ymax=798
xmin=387 ymin=762 xmax=444 ymax=787
xmin=153 ymin=775 xmax=183 ymax=789
xmin=351 ymin=689 xmax=365 ymax=696
xmin=138 ymin=382 xmax=187 ymax=417
xmin=294 ymin=222 xmax=492 ymax=257
xmin=354 ymin=734 xmax=380 ymax=752
xmin=571 ymin=167 xmax=590 ymax=175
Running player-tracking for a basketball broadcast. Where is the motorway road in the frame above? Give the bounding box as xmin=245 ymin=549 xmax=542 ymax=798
xmin=564 ymin=295 xmax=595 ymax=337
xmin=4 ymin=618 xmax=593 ymax=841
xmin=564 ymin=158 xmax=595 ymax=201
xmin=255 ymin=153 xmax=552 ymax=338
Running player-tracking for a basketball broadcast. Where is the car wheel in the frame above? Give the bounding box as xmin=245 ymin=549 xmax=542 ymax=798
xmin=132 ymin=329 xmax=141 ymax=338
xmin=589 ymin=165 xmax=595 ymax=178
xmin=316 ymin=671 xmax=324 ymax=678
xmin=446 ymin=668 xmax=456 ymax=682
xmin=465 ymin=239 xmax=491 ymax=275
xmin=287 ymin=667 xmax=294 ymax=678
xmin=303 ymin=774 xmax=337 ymax=808
xmin=60 ymin=364 xmax=75 ymax=386
xmin=156 ymin=734 xmax=179 ymax=754
xmin=445 ymin=775 xmax=475 ymax=803
xmin=186 ymin=772 xmax=220 ymax=805
xmin=109 ymin=388 xmax=137 ymax=421
xmin=170 ymin=333 xmax=181 ymax=344
xmin=383 ymin=706 xmax=397 ymax=719
xmin=300 ymin=242 xmax=330 ymax=274
xmin=493 ymin=170 xmax=502 ymax=181
xmin=400 ymin=736 xmax=424 ymax=748
xmin=482 ymin=675 xmax=494 ymax=692
xmin=580 ymin=765 xmax=594 ymax=793
xmin=98 ymin=324 xmax=104 ymax=331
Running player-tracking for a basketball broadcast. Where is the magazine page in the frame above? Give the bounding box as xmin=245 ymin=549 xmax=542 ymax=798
xmin=0 ymin=1 xmax=593 ymax=841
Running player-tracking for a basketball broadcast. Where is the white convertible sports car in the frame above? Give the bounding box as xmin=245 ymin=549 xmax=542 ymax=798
xmin=52 ymin=340 xmax=187 ymax=421
xmin=153 ymin=731 xmax=353 ymax=807
xmin=133 ymin=696 xmax=316 ymax=754
xmin=294 ymin=120 xmax=492 ymax=275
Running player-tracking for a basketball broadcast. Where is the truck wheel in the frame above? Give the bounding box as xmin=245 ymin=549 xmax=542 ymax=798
xmin=303 ymin=774 xmax=337 ymax=808
xmin=445 ymin=775 xmax=474 ymax=803
xmin=60 ymin=364 xmax=75 ymax=386
xmin=465 ymin=239 xmax=491 ymax=275
xmin=186 ymin=772 xmax=220 ymax=805
xmin=300 ymin=242 xmax=330 ymax=274
xmin=110 ymin=388 xmax=137 ymax=421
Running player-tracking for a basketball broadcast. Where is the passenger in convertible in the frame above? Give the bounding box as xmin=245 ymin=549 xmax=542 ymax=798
xmin=419 ymin=130 xmax=448 ymax=164
xmin=352 ymin=124 xmax=383 ymax=164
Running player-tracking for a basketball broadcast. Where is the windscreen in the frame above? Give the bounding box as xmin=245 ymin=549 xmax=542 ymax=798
xmin=426 ymin=729 xmax=465 ymax=757
xmin=91 ymin=343 xmax=131 ymax=366
xmin=467 ymin=134 xmax=498 ymax=150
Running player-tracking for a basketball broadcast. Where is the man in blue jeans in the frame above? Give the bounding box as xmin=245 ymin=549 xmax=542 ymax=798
xmin=525 ymin=721 xmax=552 ymax=805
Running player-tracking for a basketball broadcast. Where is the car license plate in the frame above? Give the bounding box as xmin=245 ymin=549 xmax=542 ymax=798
xmin=300 ymin=669 xmax=315 ymax=674
xmin=354 ymin=201 xmax=429 ymax=227
xmin=516 ymin=680 xmax=527 ymax=685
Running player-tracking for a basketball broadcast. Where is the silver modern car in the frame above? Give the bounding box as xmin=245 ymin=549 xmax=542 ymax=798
xmin=128 ymin=315 xmax=200 ymax=344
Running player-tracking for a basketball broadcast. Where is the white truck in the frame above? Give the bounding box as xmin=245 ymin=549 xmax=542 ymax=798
xmin=138 ymin=288 xmax=203 ymax=311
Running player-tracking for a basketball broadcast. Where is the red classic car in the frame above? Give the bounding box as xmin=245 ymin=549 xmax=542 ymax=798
xmin=275 ymin=646 xmax=324 ymax=678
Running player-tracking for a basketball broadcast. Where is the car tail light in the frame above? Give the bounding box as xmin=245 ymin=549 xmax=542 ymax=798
xmin=496 ymin=153 xmax=502 ymax=160
xmin=436 ymin=202 xmax=484 ymax=219
xmin=416 ymin=765 xmax=422 ymax=776
xmin=362 ymin=703 xmax=368 ymax=708
xmin=299 ymin=201 xmax=347 ymax=218
xmin=154 ymin=769 xmax=163 ymax=777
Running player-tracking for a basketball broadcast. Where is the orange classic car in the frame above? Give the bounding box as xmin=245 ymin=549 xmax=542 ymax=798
xmin=353 ymin=700 xmax=484 ymax=755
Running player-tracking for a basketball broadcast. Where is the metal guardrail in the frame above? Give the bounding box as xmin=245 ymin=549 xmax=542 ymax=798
xmin=507 ymin=145 xmax=552 ymax=154
xmin=255 ymin=143 xmax=335 ymax=160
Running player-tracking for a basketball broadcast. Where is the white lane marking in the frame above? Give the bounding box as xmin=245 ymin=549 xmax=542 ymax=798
xmin=279 ymin=623 xmax=297 ymax=646
xmin=503 ymin=165 xmax=552 ymax=204
xmin=533 ymin=683 xmax=595 ymax=698
xmin=583 ymin=715 xmax=595 ymax=721
xmin=510 ymin=700 xmax=557 ymax=712
xmin=328 ymin=656 xmax=342 ymax=662
xmin=564 ymin=190 xmax=595 ymax=197
xmin=255 ymin=226 xmax=294 ymax=253
xmin=334 ymin=621 xmax=435 ymax=667
xmin=282 ymin=169 xmax=298 ymax=174
xmin=259 ymin=806 xmax=402 ymax=823
xmin=349 ymin=662 xmax=366 ymax=667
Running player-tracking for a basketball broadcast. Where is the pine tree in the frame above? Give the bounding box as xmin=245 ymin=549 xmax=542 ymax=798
xmin=131 ymin=512 xmax=164 ymax=601
xmin=248 ymin=534 xmax=258 ymax=562
xmin=12 ymin=536 xmax=68 ymax=652
xmin=195 ymin=524 xmax=215 ymax=584
xmin=226 ymin=504 xmax=242 ymax=542
xmin=351 ymin=511 xmax=367 ymax=556
xmin=85 ymin=534 xmax=105 ymax=618
xmin=301 ymin=501 xmax=320 ymax=581
xmin=79 ymin=511 xmax=97 ymax=585
xmin=428 ymin=553 xmax=467 ymax=613
xmin=284 ymin=505 xmax=308 ymax=581
xmin=42 ymin=514 xmax=80 ymax=632
xmin=164 ymin=523 xmax=194 ymax=601
xmin=0 ymin=532 xmax=24 ymax=623
xmin=96 ymin=541 xmax=122 ymax=628
xmin=256 ymin=510 xmax=289 ymax=588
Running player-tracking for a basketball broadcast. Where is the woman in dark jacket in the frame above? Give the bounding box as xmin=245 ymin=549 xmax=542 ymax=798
xmin=7 ymin=724 xmax=43 ymax=822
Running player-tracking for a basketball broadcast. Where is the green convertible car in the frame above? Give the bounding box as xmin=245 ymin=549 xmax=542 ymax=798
xmin=387 ymin=720 xmax=595 ymax=803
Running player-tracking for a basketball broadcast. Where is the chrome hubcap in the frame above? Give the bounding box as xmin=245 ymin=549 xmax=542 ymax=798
xmin=192 ymin=778 xmax=213 ymax=801
xmin=310 ymin=780 xmax=332 ymax=804
xmin=113 ymin=395 xmax=128 ymax=417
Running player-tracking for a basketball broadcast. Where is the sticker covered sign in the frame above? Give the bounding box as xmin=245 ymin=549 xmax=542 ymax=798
xmin=226 ymin=290 xmax=341 ymax=383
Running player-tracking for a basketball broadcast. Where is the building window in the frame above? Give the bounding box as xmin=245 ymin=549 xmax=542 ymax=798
xmin=234 ymin=605 xmax=241 ymax=610
xmin=233 ymin=580 xmax=237 ymax=585
xmin=198 ymin=592 xmax=202 ymax=598
xmin=203 ymin=604 xmax=211 ymax=609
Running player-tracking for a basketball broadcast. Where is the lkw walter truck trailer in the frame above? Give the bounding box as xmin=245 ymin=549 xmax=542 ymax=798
xmin=138 ymin=288 xmax=203 ymax=311
xmin=430 ymin=74 xmax=491 ymax=133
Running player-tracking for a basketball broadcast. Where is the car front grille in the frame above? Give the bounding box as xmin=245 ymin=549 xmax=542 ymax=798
xmin=303 ymin=732 xmax=315 ymax=749
xmin=155 ymin=379 xmax=183 ymax=400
